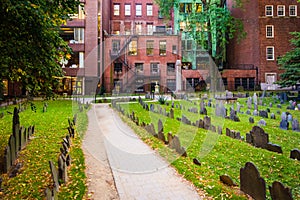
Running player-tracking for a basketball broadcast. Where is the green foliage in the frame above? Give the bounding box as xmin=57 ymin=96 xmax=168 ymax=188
xmin=0 ymin=0 xmax=81 ymax=97
xmin=157 ymin=95 xmax=168 ymax=104
xmin=0 ymin=100 xmax=87 ymax=199
xmin=276 ymin=32 xmax=300 ymax=87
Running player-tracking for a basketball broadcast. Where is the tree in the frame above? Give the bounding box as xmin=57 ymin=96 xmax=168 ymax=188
xmin=276 ymin=32 xmax=300 ymax=88
xmin=155 ymin=0 xmax=245 ymax=68
xmin=0 ymin=0 xmax=80 ymax=97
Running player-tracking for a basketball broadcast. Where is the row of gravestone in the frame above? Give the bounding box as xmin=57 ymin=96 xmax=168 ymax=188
xmin=45 ymin=118 xmax=75 ymax=200
xmin=239 ymin=162 xmax=294 ymax=200
xmin=2 ymin=107 xmax=35 ymax=174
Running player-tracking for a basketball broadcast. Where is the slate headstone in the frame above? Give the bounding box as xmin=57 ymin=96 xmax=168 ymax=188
xmin=290 ymin=148 xmax=300 ymax=160
xmin=258 ymin=119 xmax=266 ymax=127
xmin=240 ymin=162 xmax=266 ymax=200
xmin=249 ymin=117 xmax=254 ymax=124
xmin=292 ymin=119 xmax=300 ymax=131
xmin=49 ymin=161 xmax=59 ymax=191
xmin=269 ymin=181 xmax=293 ymax=200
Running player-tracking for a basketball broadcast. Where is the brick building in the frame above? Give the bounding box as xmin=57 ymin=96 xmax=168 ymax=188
xmin=225 ymin=0 xmax=300 ymax=91
xmin=103 ymin=0 xmax=181 ymax=94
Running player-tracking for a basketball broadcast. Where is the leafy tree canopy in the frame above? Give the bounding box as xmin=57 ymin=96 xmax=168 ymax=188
xmin=277 ymin=32 xmax=300 ymax=88
xmin=155 ymin=0 xmax=246 ymax=67
xmin=0 ymin=0 xmax=81 ymax=97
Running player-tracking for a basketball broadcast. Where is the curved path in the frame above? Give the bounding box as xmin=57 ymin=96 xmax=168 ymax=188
xmin=83 ymin=104 xmax=202 ymax=200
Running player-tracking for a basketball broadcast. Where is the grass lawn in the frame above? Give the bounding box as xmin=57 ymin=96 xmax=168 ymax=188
xmin=116 ymin=97 xmax=300 ymax=200
xmin=0 ymin=100 xmax=88 ymax=199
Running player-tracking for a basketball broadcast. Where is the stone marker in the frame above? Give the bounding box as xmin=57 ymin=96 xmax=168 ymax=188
xmin=220 ymin=174 xmax=237 ymax=186
xmin=269 ymin=181 xmax=293 ymax=200
xmin=270 ymin=113 xmax=276 ymax=119
xmin=249 ymin=117 xmax=254 ymax=124
xmin=290 ymin=148 xmax=300 ymax=160
xmin=292 ymin=119 xmax=300 ymax=132
xmin=193 ymin=158 xmax=201 ymax=166
xmin=246 ymin=109 xmax=251 ymax=115
xmin=259 ymin=110 xmax=268 ymax=118
xmin=170 ymin=108 xmax=174 ymax=119
xmin=258 ymin=119 xmax=266 ymax=127
xmin=49 ymin=160 xmax=59 ymax=191
xmin=240 ymin=162 xmax=266 ymax=200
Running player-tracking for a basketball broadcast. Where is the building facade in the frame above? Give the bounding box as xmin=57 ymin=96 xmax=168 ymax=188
xmin=103 ymin=0 xmax=181 ymax=94
xmin=226 ymin=0 xmax=300 ymax=90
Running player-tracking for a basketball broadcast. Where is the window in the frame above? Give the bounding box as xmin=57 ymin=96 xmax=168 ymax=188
xmin=128 ymin=40 xmax=137 ymax=56
xmin=136 ymin=4 xmax=142 ymax=16
xmin=265 ymin=5 xmax=273 ymax=16
xmin=125 ymin=4 xmax=131 ymax=16
xmin=74 ymin=28 xmax=84 ymax=43
xmin=266 ymin=46 xmax=274 ymax=60
xmin=265 ymin=73 xmax=276 ymax=85
xmin=151 ymin=63 xmax=159 ymax=74
xmin=135 ymin=79 xmax=144 ymax=92
xmin=289 ymin=5 xmax=297 ymax=16
xmin=277 ymin=5 xmax=285 ymax=16
xmin=266 ymin=25 xmax=274 ymax=38
xmin=172 ymin=45 xmax=177 ymax=54
xmin=135 ymin=24 xmax=142 ymax=35
xmin=186 ymin=40 xmax=193 ymax=50
xmin=112 ymin=40 xmax=120 ymax=54
xmin=159 ymin=41 xmax=167 ymax=56
xmin=114 ymin=4 xmax=120 ymax=16
xmin=79 ymin=52 xmax=84 ymax=68
xmin=167 ymin=63 xmax=175 ymax=74
xmin=135 ymin=63 xmax=144 ymax=74
xmin=146 ymin=40 xmax=154 ymax=55
xmin=167 ymin=79 xmax=176 ymax=91
xmin=114 ymin=63 xmax=122 ymax=74
xmin=147 ymin=23 xmax=153 ymax=35
xmin=196 ymin=3 xmax=202 ymax=13
xmin=147 ymin=4 xmax=153 ymax=16
xmin=2 ymin=80 xmax=8 ymax=96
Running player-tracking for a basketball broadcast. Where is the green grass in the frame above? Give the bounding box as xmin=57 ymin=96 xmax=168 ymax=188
xmin=0 ymin=100 xmax=88 ymax=199
xmin=117 ymin=98 xmax=300 ymax=200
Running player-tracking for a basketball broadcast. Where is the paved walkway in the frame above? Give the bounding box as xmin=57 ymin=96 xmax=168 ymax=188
xmin=85 ymin=104 xmax=202 ymax=200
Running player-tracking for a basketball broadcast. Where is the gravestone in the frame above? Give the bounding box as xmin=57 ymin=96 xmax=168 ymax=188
xmin=269 ymin=181 xmax=293 ymax=200
xmin=171 ymin=101 xmax=174 ymax=108
xmin=258 ymin=119 xmax=266 ymax=127
xmin=246 ymin=109 xmax=251 ymax=115
xmin=193 ymin=158 xmax=201 ymax=166
xmin=240 ymin=162 xmax=266 ymax=200
xmin=292 ymin=119 xmax=300 ymax=131
xmin=297 ymin=104 xmax=300 ymax=110
xmin=144 ymin=123 xmax=156 ymax=137
xmin=236 ymin=102 xmax=241 ymax=113
xmin=270 ymin=113 xmax=276 ymax=119
xmin=170 ymin=108 xmax=174 ymax=119
xmin=266 ymin=143 xmax=283 ymax=154
xmin=58 ymin=155 xmax=68 ymax=183
xmin=247 ymin=97 xmax=252 ymax=109
xmin=247 ymin=126 xmax=269 ymax=148
xmin=215 ymin=103 xmax=226 ymax=118
xmin=158 ymin=119 xmax=163 ymax=133
xmin=290 ymin=148 xmax=300 ymax=160
xmin=249 ymin=117 xmax=254 ymax=124
xmin=253 ymin=110 xmax=258 ymax=116
xmin=217 ymin=126 xmax=222 ymax=135
xmin=269 ymin=102 xmax=273 ymax=107
xmin=9 ymin=135 xmax=16 ymax=166
xmin=279 ymin=112 xmax=288 ymax=130
xmin=49 ymin=160 xmax=59 ymax=191
xmin=4 ymin=146 xmax=11 ymax=173
xmin=220 ymin=174 xmax=237 ymax=186
xmin=253 ymin=93 xmax=258 ymax=105
xmin=287 ymin=114 xmax=293 ymax=129
xmin=277 ymin=104 xmax=282 ymax=109
xmin=229 ymin=108 xmax=240 ymax=122
xmin=168 ymin=135 xmax=187 ymax=157
xmin=203 ymin=116 xmax=211 ymax=130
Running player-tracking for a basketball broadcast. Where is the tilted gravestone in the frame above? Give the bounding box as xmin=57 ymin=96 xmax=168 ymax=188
xmin=220 ymin=174 xmax=237 ymax=186
xmin=58 ymin=155 xmax=68 ymax=183
xmin=168 ymin=134 xmax=187 ymax=157
xmin=49 ymin=160 xmax=59 ymax=192
xmin=290 ymin=148 xmax=300 ymax=160
xmin=240 ymin=162 xmax=266 ymax=200
xmin=269 ymin=181 xmax=293 ymax=200
xmin=3 ymin=146 xmax=11 ymax=173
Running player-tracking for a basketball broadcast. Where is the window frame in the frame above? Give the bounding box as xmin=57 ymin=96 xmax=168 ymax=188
xmin=266 ymin=25 xmax=274 ymax=38
xmin=289 ymin=5 xmax=297 ymax=16
xmin=266 ymin=46 xmax=275 ymax=61
xmin=146 ymin=40 xmax=154 ymax=56
xmin=136 ymin=4 xmax=142 ymax=16
xmin=113 ymin=4 xmax=120 ymax=16
xmin=125 ymin=4 xmax=131 ymax=16
xmin=150 ymin=63 xmax=159 ymax=74
xmin=128 ymin=40 xmax=138 ymax=56
xmin=159 ymin=40 xmax=167 ymax=56
xmin=265 ymin=5 xmax=273 ymax=16
xmin=147 ymin=4 xmax=153 ymax=16
xmin=135 ymin=63 xmax=144 ymax=74
xmin=277 ymin=5 xmax=285 ymax=17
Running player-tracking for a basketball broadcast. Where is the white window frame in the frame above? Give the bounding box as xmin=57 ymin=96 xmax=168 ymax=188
xmin=79 ymin=52 xmax=84 ymax=68
xmin=136 ymin=4 xmax=142 ymax=16
xmin=114 ymin=4 xmax=120 ymax=16
xmin=266 ymin=25 xmax=274 ymax=38
xmin=135 ymin=24 xmax=142 ymax=35
xmin=125 ymin=4 xmax=131 ymax=16
xmin=147 ymin=4 xmax=153 ymax=16
xmin=151 ymin=63 xmax=159 ymax=74
xmin=266 ymin=46 xmax=275 ymax=61
xmin=265 ymin=5 xmax=273 ymax=16
xmin=289 ymin=5 xmax=297 ymax=16
xmin=147 ymin=24 xmax=153 ymax=35
xmin=277 ymin=5 xmax=285 ymax=17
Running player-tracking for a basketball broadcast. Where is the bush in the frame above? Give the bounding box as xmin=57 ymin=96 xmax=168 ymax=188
xmin=157 ymin=95 xmax=167 ymax=105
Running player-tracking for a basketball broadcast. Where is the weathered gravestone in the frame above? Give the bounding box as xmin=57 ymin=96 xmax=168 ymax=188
xmin=290 ymin=148 xmax=300 ymax=160
xmin=170 ymin=108 xmax=174 ymax=119
xmin=292 ymin=119 xmax=300 ymax=131
xmin=259 ymin=110 xmax=268 ymax=118
xmin=269 ymin=181 xmax=293 ymax=200
xmin=249 ymin=117 xmax=254 ymax=124
xmin=229 ymin=108 xmax=240 ymax=122
xmin=168 ymin=133 xmax=187 ymax=157
xmin=203 ymin=116 xmax=211 ymax=130
xmin=215 ymin=103 xmax=227 ymax=118
xmin=246 ymin=109 xmax=251 ymax=115
xmin=279 ymin=112 xmax=288 ymax=130
xmin=58 ymin=155 xmax=68 ymax=183
xmin=253 ymin=110 xmax=258 ymax=116
xmin=144 ymin=123 xmax=157 ymax=137
xmin=49 ymin=160 xmax=59 ymax=191
xmin=247 ymin=97 xmax=252 ymax=109
xmin=236 ymin=102 xmax=241 ymax=113
xmin=3 ymin=146 xmax=11 ymax=173
xmin=157 ymin=119 xmax=166 ymax=143
xmin=200 ymin=101 xmax=207 ymax=115
xmin=217 ymin=126 xmax=222 ymax=135
xmin=220 ymin=174 xmax=237 ymax=186
xmin=258 ymin=119 xmax=267 ymax=127
xmin=270 ymin=113 xmax=276 ymax=119
xmin=45 ymin=187 xmax=58 ymax=200
xmin=240 ymin=162 xmax=266 ymax=200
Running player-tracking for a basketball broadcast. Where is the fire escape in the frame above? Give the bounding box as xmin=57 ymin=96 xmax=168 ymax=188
xmin=110 ymin=35 xmax=138 ymax=93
